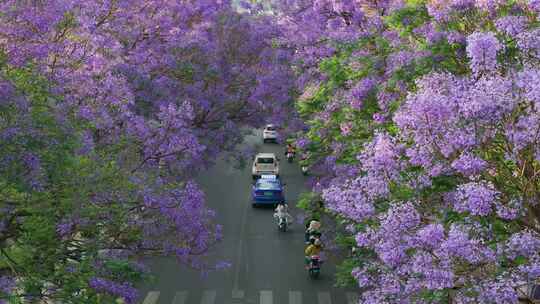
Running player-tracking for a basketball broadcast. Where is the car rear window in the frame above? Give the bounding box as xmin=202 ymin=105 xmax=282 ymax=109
xmin=257 ymin=180 xmax=280 ymax=189
xmin=266 ymin=126 xmax=276 ymax=131
xmin=257 ymin=157 xmax=274 ymax=164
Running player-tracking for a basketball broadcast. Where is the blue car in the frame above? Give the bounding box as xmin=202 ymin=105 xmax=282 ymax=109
xmin=252 ymin=175 xmax=285 ymax=207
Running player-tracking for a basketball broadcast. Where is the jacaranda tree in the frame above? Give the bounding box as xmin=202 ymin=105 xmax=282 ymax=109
xmin=274 ymin=0 xmax=540 ymax=303
xmin=0 ymin=1 xmax=296 ymax=303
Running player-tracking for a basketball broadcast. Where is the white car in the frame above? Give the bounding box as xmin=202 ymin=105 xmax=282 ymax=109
xmin=252 ymin=153 xmax=279 ymax=179
xmin=262 ymin=124 xmax=278 ymax=143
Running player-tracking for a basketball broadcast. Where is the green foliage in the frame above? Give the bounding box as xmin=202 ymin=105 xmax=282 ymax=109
xmin=417 ymin=289 xmax=450 ymax=304
xmin=319 ymin=56 xmax=351 ymax=87
xmin=389 ymin=182 xmax=415 ymax=201
xmin=386 ymin=3 xmax=429 ymax=36
xmin=297 ymin=191 xmax=323 ymax=214
xmin=0 ymin=64 xmax=148 ymax=302
xmin=335 ymin=258 xmax=358 ymax=288
xmin=297 ymin=84 xmax=330 ymax=117
xmin=513 ymin=255 xmax=528 ymax=266
xmin=443 ymin=210 xmax=466 ymax=227
xmin=421 ymin=175 xmax=460 ymax=197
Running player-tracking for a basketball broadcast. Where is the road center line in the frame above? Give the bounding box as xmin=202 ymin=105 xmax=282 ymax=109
xmin=233 ymin=192 xmax=250 ymax=291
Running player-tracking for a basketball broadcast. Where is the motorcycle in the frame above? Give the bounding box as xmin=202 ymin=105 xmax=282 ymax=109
xmin=277 ymin=215 xmax=288 ymax=232
xmin=301 ymin=165 xmax=308 ymax=175
xmin=307 ymin=255 xmax=322 ymax=278
xmin=286 ymin=151 xmax=294 ymax=163
xmin=274 ymin=205 xmax=290 ymax=232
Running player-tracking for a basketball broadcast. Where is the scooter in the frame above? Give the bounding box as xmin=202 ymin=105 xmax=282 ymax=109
xmin=307 ymin=255 xmax=322 ymax=278
xmin=277 ymin=215 xmax=288 ymax=232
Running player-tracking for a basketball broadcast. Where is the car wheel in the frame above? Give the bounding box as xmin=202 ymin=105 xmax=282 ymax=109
xmin=252 ymin=203 xmax=258 ymax=208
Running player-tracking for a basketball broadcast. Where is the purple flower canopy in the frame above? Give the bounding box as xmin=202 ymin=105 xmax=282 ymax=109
xmin=3 ymin=0 xmax=540 ymax=303
xmin=0 ymin=0 xmax=298 ymax=302
xmin=274 ymin=0 xmax=540 ymax=302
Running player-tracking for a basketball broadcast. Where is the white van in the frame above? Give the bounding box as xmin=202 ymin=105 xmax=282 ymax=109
xmin=252 ymin=153 xmax=279 ymax=179
xmin=262 ymin=124 xmax=278 ymax=143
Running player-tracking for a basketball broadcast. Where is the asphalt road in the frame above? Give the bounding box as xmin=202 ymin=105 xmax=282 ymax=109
xmin=138 ymin=131 xmax=358 ymax=304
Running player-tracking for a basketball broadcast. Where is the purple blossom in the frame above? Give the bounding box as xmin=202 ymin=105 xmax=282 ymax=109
xmin=77 ymin=130 xmax=95 ymax=155
xmin=517 ymin=29 xmax=540 ymax=60
xmin=0 ymin=276 xmax=15 ymax=294
xmin=462 ymin=76 xmax=514 ymax=122
xmin=380 ymin=202 xmax=420 ymax=232
xmin=505 ymin=112 xmax=540 ymax=154
xmin=466 ymin=31 xmax=501 ymax=75
xmin=516 ymin=68 xmax=540 ymax=107
xmin=340 ymin=122 xmax=353 ymax=135
xmin=382 ymin=30 xmax=402 ymax=48
xmin=56 ymin=218 xmax=74 ymax=237
xmin=395 ymin=72 xmax=473 ymax=169
xmin=519 ymin=263 xmax=540 ymax=279
xmin=453 ymin=181 xmax=499 ymax=216
xmin=78 ymin=106 xmax=94 ymax=120
xmin=437 ymin=225 xmax=485 ymax=264
xmin=496 ymin=205 xmax=521 ymax=220
xmin=372 ymin=113 xmax=385 ymax=124
xmin=415 ymin=223 xmax=445 ymax=248
xmin=322 ymin=179 xmax=376 ymax=222
xmin=352 ymin=267 xmax=370 ymax=288
xmin=478 ymin=280 xmax=519 ymax=304
xmin=529 ymin=0 xmax=540 ymax=12
xmin=413 ymin=22 xmax=446 ymax=45
xmin=295 ymin=137 xmax=310 ymax=149
xmin=349 ymin=77 xmax=378 ymax=110
xmin=89 ymin=277 xmax=138 ymax=304
xmin=447 ymin=31 xmax=466 ymax=45
xmin=505 ymin=231 xmax=540 ymax=259
xmin=451 ymin=152 xmax=487 ymax=176
xmin=476 ymin=0 xmax=506 ymax=12
xmin=22 ymin=152 xmax=45 ymax=191
xmin=495 ymin=16 xmax=528 ymax=36
xmin=355 ymin=231 xmax=371 ymax=247
xmin=386 ymin=51 xmax=415 ymax=75
xmin=411 ymin=252 xmax=454 ymax=290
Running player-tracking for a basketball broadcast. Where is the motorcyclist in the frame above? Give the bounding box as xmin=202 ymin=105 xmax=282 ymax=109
xmin=304 ymin=238 xmax=323 ymax=268
xmin=300 ymin=152 xmax=309 ymax=174
xmin=305 ymin=219 xmax=321 ymax=244
xmin=285 ymin=143 xmax=296 ymax=156
xmin=273 ymin=202 xmax=292 ymax=224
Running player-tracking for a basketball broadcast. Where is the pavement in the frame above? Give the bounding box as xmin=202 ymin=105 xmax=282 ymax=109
xmin=137 ymin=131 xmax=358 ymax=304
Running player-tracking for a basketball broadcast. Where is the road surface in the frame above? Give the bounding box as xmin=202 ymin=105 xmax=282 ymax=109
xmin=138 ymin=131 xmax=358 ymax=304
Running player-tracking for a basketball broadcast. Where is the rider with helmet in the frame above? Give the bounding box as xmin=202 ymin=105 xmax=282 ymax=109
xmin=305 ymin=219 xmax=321 ymax=243
xmin=285 ymin=143 xmax=296 ymax=156
xmin=304 ymin=238 xmax=323 ymax=268
xmin=273 ymin=201 xmax=292 ymax=223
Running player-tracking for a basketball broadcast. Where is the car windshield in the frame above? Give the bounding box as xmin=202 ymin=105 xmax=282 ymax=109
xmin=266 ymin=126 xmax=276 ymax=131
xmin=257 ymin=157 xmax=274 ymax=164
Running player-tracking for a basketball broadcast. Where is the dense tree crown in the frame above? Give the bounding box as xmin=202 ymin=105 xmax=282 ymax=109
xmin=3 ymin=0 xmax=540 ymax=303
xmin=272 ymin=0 xmax=540 ymax=303
xmin=0 ymin=1 xmax=296 ymax=303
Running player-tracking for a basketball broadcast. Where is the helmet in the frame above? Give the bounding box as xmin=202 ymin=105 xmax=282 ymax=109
xmin=309 ymin=220 xmax=321 ymax=231
xmin=314 ymin=239 xmax=321 ymax=246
